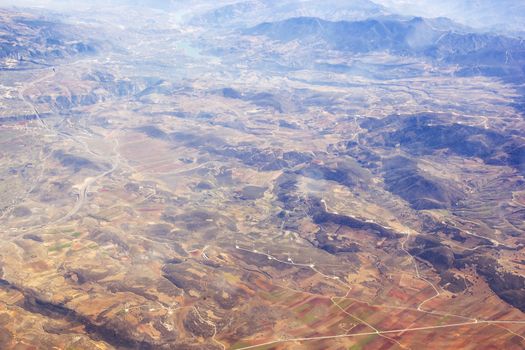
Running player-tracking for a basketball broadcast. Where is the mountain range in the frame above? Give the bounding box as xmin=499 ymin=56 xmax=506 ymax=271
xmin=190 ymin=0 xmax=388 ymax=27
xmin=0 ymin=9 xmax=97 ymax=69
xmin=247 ymin=16 xmax=525 ymax=80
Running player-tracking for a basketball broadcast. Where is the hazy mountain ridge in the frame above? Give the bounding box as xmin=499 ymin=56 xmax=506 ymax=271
xmin=0 ymin=9 xmax=98 ymax=69
xmin=191 ymin=0 xmax=388 ymax=28
xmin=247 ymin=16 xmax=525 ymax=80
xmin=377 ymin=0 xmax=525 ymax=34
